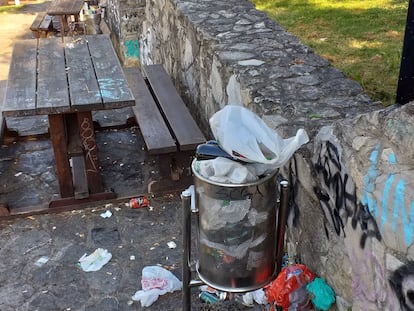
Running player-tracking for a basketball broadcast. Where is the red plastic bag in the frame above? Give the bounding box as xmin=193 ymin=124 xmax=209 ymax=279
xmin=265 ymin=264 xmax=315 ymax=311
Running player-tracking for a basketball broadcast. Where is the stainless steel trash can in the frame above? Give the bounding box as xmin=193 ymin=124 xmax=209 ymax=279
xmin=192 ymin=160 xmax=279 ymax=292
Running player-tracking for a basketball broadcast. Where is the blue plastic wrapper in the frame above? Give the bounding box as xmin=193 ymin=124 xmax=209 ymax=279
xmin=306 ymin=277 xmax=336 ymax=310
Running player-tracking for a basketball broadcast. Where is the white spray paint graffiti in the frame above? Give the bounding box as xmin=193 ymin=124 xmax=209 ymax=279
xmin=140 ymin=28 xmax=153 ymax=65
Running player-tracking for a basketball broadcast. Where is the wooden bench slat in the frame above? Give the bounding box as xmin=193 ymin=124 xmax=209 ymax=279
xmin=47 ymin=0 xmax=84 ymax=15
xmin=124 ymin=67 xmax=177 ymax=154
xmin=30 ymin=12 xmax=46 ymax=31
xmin=30 ymin=13 xmax=53 ymax=38
xmin=64 ymin=37 xmax=102 ymax=110
xmin=3 ymin=40 xmax=38 ymax=117
xmin=0 ymin=81 xmax=5 ymax=140
xmin=39 ymin=14 xmax=53 ymax=31
xmin=142 ymin=64 xmax=206 ymax=151
xmin=36 ymin=37 xmax=70 ymax=114
xmin=86 ymin=35 xmax=135 ymax=109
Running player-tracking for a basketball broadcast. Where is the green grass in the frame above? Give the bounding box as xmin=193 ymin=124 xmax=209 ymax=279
xmin=0 ymin=4 xmax=23 ymax=13
xmin=250 ymin=0 xmax=408 ymax=106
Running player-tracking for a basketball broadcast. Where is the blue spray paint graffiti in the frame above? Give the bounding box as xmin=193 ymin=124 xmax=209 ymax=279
xmin=361 ymin=146 xmax=379 ymax=217
xmin=362 ymin=146 xmax=414 ymax=246
xmin=125 ymin=39 xmax=139 ymax=59
xmin=98 ymin=78 xmax=130 ymax=100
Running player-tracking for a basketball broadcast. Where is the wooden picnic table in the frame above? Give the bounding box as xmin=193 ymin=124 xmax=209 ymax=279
xmin=3 ymin=34 xmax=135 ymax=208
xmin=47 ymin=0 xmax=85 ymax=37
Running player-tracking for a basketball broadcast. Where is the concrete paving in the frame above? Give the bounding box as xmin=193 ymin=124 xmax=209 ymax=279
xmin=0 ymin=2 xmax=267 ymax=310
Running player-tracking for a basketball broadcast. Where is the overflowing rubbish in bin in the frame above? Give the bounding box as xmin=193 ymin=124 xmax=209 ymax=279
xmin=192 ymin=161 xmax=279 ymax=291
xmin=209 ymin=105 xmax=309 ymax=167
xmin=182 ymin=105 xmax=312 ymax=310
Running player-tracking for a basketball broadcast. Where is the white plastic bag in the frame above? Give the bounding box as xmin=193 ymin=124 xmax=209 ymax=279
xmin=241 ymin=288 xmax=268 ymax=306
xmin=194 ymin=157 xmax=258 ymax=183
xmin=131 ymin=266 xmax=182 ymax=307
xmin=209 ymin=105 xmax=309 ymax=167
xmin=193 ymin=157 xmax=276 ymax=184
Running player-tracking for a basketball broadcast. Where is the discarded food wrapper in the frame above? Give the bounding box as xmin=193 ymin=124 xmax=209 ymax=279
xmin=241 ymin=289 xmax=268 ymax=306
xmin=78 ymin=248 xmax=112 ymax=272
xmin=209 ymin=105 xmax=309 ymax=167
xmin=265 ymin=264 xmax=315 ymax=311
xmin=306 ymin=277 xmax=336 ymax=310
xmin=129 ymin=196 xmax=149 ymax=209
xmin=100 ymin=210 xmax=112 ymax=218
xmin=132 ymin=265 xmax=182 ymax=307
xmin=167 ymin=241 xmax=177 ymax=249
xmin=35 ymin=256 xmax=49 ymax=267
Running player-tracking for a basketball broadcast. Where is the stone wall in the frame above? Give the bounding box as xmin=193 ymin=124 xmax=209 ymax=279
xmin=105 ymin=0 xmax=144 ymax=65
xmin=111 ymin=0 xmax=414 ymax=309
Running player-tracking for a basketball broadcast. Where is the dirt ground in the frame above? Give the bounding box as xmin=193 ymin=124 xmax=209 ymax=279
xmin=0 ymin=0 xmax=51 ymax=81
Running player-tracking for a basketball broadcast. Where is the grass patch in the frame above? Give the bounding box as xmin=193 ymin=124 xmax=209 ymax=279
xmin=250 ymin=0 xmax=408 ymax=106
xmin=0 ymin=4 xmax=24 ymax=13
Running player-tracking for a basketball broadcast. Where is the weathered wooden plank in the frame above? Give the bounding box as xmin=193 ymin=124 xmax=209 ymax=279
xmin=71 ymin=156 xmax=89 ymax=199
xmin=0 ymin=81 xmax=5 ymax=140
xmin=39 ymin=14 xmax=53 ymax=31
xmin=86 ymin=35 xmax=135 ymax=109
xmin=77 ymin=111 xmax=104 ymax=194
xmin=37 ymin=37 xmax=70 ymax=114
xmin=124 ymin=67 xmax=177 ymax=154
xmin=30 ymin=13 xmax=53 ymax=38
xmin=64 ymin=37 xmax=102 ymax=110
xmin=66 ymin=113 xmax=83 ymax=156
xmin=30 ymin=12 xmax=45 ymax=31
xmin=47 ymin=0 xmax=84 ymax=15
xmin=3 ymin=40 xmax=37 ymax=117
xmin=143 ymin=64 xmax=206 ymax=151
xmin=49 ymin=114 xmax=74 ymax=198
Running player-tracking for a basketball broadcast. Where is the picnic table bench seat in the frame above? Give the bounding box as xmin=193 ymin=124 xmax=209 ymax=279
xmin=30 ymin=12 xmax=54 ymax=38
xmin=0 ymin=83 xmax=17 ymax=145
xmin=2 ymin=35 xmax=135 ymax=210
xmin=124 ymin=64 xmax=206 ymax=193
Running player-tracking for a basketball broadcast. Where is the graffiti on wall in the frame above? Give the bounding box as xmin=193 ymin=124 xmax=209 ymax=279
xmin=362 ymin=145 xmax=414 ymax=247
xmin=314 ymin=141 xmax=355 ymax=236
xmin=313 ymin=140 xmax=382 ymax=248
xmin=121 ymin=11 xmax=144 ymax=34
xmin=389 ymin=261 xmax=414 ymax=311
xmin=313 ymin=137 xmax=414 ymax=309
xmin=125 ymin=39 xmax=139 ymax=59
xmin=287 ymin=156 xmax=301 ymax=228
xmin=140 ymin=28 xmax=153 ymax=65
xmin=350 ymin=248 xmax=387 ymax=310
